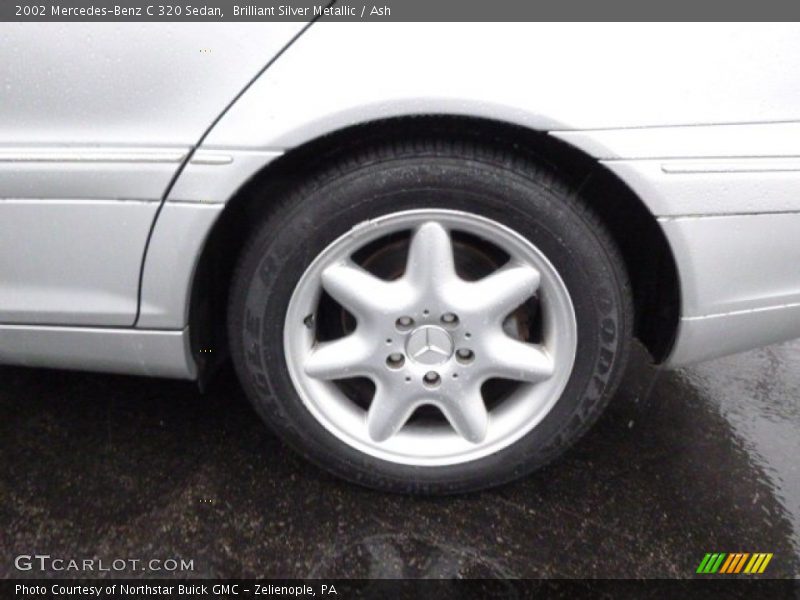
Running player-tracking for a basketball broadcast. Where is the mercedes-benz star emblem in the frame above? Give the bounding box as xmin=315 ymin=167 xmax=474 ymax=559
xmin=405 ymin=325 xmax=455 ymax=366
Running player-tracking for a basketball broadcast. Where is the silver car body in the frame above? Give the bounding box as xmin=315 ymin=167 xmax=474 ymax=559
xmin=2 ymin=23 xmax=800 ymax=378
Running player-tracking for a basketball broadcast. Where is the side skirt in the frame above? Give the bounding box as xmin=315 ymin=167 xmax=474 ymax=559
xmin=0 ymin=325 xmax=196 ymax=380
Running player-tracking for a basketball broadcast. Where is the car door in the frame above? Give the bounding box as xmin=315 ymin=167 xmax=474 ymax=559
xmin=0 ymin=23 xmax=307 ymax=326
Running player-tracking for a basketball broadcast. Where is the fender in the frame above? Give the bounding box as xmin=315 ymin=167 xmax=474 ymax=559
xmin=138 ymin=23 xmax=800 ymax=368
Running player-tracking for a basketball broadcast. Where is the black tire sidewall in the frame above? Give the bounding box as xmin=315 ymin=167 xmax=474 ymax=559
xmin=229 ymin=154 xmax=630 ymax=494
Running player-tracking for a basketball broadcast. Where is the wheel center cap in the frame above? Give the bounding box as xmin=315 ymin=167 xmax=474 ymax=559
xmin=405 ymin=325 xmax=454 ymax=365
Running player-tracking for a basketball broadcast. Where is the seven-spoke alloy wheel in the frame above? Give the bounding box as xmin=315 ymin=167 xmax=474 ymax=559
xmin=229 ymin=139 xmax=632 ymax=493
xmin=284 ymin=211 xmax=577 ymax=465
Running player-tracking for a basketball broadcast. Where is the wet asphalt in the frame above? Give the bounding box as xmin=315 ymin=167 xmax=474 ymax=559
xmin=1 ymin=340 xmax=799 ymax=580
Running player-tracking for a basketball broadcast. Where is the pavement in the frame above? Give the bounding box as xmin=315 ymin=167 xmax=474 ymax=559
xmin=1 ymin=341 xmax=799 ymax=579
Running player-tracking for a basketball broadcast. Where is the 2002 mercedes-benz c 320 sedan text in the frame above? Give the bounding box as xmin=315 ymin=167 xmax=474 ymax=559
xmin=2 ymin=23 xmax=800 ymax=493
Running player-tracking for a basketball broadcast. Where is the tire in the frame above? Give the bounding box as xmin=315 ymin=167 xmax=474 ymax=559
xmin=228 ymin=139 xmax=633 ymax=494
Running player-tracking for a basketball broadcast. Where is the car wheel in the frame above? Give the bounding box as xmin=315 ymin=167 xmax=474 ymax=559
xmin=228 ymin=140 xmax=633 ymax=494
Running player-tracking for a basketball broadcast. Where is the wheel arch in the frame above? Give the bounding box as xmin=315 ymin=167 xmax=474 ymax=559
xmin=189 ymin=116 xmax=680 ymax=380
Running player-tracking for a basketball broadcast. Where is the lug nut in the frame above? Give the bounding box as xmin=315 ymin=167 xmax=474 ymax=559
xmin=396 ymin=316 xmax=414 ymax=331
xmin=423 ymin=371 xmax=441 ymax=387
xmin=441 ymin=312 xmax=459 ymax=326
xmin=456 ymin=348 xmax=474 ymax=364
xmin=386 ymin=353 xmax=405 ymax=369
